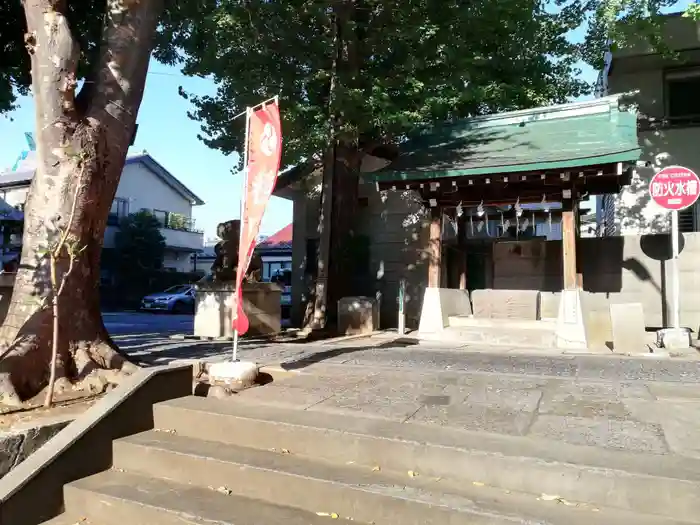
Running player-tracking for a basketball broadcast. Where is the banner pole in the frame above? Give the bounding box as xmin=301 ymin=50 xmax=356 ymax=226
xmin=233 ymin=107 xmax=252 ymax=362
xmin=230 ymin=96 xmax=278 ymax=122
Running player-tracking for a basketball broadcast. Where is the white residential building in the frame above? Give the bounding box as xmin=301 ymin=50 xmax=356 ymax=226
xmin=600 ymin=12 xmax=700 ymax=235
xmin=0 ymin=150 xmax=204 ymax=272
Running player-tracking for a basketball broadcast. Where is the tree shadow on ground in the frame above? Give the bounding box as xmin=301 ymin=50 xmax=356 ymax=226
xmin=280 ymin=338 xmax=418 ymax=371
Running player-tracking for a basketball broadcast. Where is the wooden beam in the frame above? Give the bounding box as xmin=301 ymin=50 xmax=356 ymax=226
xmin=428 ymin=207 xmax=442 ymax=288
xmin=457 ymin=213 xmax=467 ymax=290
xmin=561 ymin=199 xmax=577 ymax=290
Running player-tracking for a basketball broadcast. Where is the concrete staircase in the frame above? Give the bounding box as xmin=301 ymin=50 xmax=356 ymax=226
xmin=435 ymin=315 xmax=557 ymax=348
xmin=44 ymin=393 xmax=700 ymax=524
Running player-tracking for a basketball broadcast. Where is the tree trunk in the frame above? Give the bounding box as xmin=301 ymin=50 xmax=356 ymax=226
xmin=324 ymin=143 xmax=360 ymax=327
xmin=0 ymin=0 xmax=162 ymax=407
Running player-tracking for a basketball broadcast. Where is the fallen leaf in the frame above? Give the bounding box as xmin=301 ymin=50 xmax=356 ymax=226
xmin=408 ymin=470 xmax=418 ymax=477
xmin=372 ymin=465 xmax=381 ymax=472
xmin=472 ymin=481 xmax=485 ymax=487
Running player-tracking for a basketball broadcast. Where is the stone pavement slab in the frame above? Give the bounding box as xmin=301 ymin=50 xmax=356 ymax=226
xmin=236 ymin=360 xmax=700 ymax=461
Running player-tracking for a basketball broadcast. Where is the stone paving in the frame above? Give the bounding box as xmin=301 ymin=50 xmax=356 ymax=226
xmin=113 ymin=330 xmax=700 ymax=459
xmin=233 ymin=354 xmax=700 ymax=461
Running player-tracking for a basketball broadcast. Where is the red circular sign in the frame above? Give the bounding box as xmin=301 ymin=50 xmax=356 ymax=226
xmin=649 ymin=165 xmax=700 ymax=211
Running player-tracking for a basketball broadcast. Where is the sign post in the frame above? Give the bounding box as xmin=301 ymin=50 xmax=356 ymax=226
xmin=397 ymin=279 xmax=406 ymax=335
xmin=649 ymin=165 xmax=700 ymax=329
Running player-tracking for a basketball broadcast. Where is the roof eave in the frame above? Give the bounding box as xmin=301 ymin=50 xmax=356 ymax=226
xmin=369 ymin=149 xmax=642 ymax=183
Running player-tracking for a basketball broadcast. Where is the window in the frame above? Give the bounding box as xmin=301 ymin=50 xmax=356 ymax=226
xmin=108 ymin=198 xmax=129 ymax=225
xmin=152 ymin=209 xmax=168 ymax=226
xmin=679 ymin=204 xmax=699 ymax=233
xmin=110 ymin=198 xmax=129 ymax=218
xmin=665 ymin=68 xmax=700 ymax=120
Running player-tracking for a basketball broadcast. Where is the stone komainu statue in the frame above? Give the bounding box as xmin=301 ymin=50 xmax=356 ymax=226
xmin=210 ymin=220 xmax=262 ymax=282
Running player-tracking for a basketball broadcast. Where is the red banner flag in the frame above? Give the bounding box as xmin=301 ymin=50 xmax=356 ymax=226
xmin=233 ymin=101 xmax=283 ymax=335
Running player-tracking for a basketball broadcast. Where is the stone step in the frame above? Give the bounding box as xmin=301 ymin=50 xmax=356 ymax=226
xmin=448 ymin=316 xmax=556 ymax=330
xmin=153 ymin=396 xmax=700 ymax=523
xmin=111 ymin=429 xmax=691 ymax=525
xmin=64 ymin=469 xmax=356 ymax=525
xmin=425 ymin=324 xmax=556 ymax=348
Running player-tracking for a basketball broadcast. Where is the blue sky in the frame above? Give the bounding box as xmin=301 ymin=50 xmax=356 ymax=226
xmin=0 ymin=63 xmax=293 ymax=242
xmin=0 ymin=1 xmax=692 ymax=240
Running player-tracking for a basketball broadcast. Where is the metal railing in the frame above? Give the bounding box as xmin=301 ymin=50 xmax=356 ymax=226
xmin=160 ymin=213 xmax=204 ymax=234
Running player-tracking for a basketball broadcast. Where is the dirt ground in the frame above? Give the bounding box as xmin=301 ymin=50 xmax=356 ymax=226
xmin=0 ymin=395 xmax=100 ymax=431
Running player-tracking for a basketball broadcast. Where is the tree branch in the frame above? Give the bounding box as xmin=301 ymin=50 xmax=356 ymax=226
xmin=85 ymin=0 xmax=164 ymax=147
xmin=23 ymin=0 xmax=80 ymax=128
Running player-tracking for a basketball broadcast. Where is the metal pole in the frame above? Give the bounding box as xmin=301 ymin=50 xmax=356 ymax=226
xmin=398 ymin=279 xmax=406 ymax=335
xmin=230 ymin=96 xmax=278 ymax=121
xmin=232 ymin=107 xmax=252 ymax=362
xmin=671 ymin=209 xmax=681 ymax=329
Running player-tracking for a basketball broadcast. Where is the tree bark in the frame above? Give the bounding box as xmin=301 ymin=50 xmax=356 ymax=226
xmin=310 ymin=0 xmax=363 ymax=331
xmin=0 ymin=0 xmax=163 ymax=407
xmin=324 ymin=144 xmax=360 ymax=326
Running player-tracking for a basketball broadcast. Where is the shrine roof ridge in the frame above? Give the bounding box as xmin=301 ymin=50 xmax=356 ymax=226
xmin=371 ymin=95 xmax=641 ymax=183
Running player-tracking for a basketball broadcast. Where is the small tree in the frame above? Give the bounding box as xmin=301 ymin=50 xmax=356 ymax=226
xmin=114 ymin=211 xmax=166 ymax=299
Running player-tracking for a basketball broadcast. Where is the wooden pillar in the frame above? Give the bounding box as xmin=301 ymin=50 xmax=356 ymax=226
xmin=561 ymin=192 xmax=578 ymax=290
xmin=428 ymin=207 xmax=442 ymax=288
xmin=457 ymin=213 xmax=467 ymax=290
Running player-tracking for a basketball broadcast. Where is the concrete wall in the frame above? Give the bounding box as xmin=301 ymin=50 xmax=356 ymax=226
xmin=357 ymin=185 xmax=430 ymax=328
xmin=287 ymin=179 xmax=430 ymax=329
xmin=607 ymin=16 xmax=700 ymax=236
xmin=490 ymin=233 xmax=700 ymax=333
xmin=115 ymin=162 xmax=194 ymax=218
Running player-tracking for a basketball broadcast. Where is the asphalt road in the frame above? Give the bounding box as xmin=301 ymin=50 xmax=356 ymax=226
xmin=102 ymin=311 xmax=193 ymax=336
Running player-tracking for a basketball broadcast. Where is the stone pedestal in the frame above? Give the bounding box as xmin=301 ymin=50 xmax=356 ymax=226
xmin=555 ymin=289 xmax=588 ymax=350
xmin=337 ymin=296 xmax=379 ymax=335
xmin=194 ymin=282 xmax=282 ymax=338
xmin=657 ymin=328 xmax=692 ymax=351
xmin=418 ymin=287 xmax=472 ymax=334
xmin=610 ymin=303 xmax=646 ymax=353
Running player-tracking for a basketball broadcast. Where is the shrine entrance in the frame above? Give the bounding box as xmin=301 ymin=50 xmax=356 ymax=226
xmin=368 ymin=96 xmax=641 ymax=349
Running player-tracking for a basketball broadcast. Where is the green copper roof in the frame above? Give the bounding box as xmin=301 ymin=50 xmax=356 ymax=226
xmin=371 ymin=96 xmax=641 ymax=182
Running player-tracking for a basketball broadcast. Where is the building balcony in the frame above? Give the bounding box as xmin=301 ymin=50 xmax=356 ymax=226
xmin=104 ymin=212 xmax=204 ymax=252
xmin=160 ymin=226 xmax=204 ymax=252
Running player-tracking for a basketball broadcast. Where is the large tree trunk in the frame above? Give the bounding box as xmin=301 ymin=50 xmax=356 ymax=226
xmin=324 ymin=144 xmax=360 ymax=327
xmin=0 ymin=0 xmax=162 ymax=407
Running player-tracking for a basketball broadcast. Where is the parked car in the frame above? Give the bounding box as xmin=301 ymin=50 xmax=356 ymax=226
xmin=141 ymin=285 xmax=195 ymax=314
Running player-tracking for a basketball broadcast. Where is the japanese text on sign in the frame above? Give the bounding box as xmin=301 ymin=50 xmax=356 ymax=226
xmin=649 ymin=166 xmax=700 ymax=211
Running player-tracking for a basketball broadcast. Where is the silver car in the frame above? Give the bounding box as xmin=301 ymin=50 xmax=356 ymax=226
xmin=141 ymin=285 xmax=195 ymax=314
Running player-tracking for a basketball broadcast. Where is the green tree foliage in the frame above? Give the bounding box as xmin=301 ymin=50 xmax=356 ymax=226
xmin=113 ymin=210 xmax=166 ymax=290
xmin=0 ymin=1 xmax=693 ymax=126
xmin=0 ymin=0 xmax=107 ymax=113
xmin=162 ymin=0 xmax=590 ymax=164
xmin=158 ymin=0 xmax=693 ymax=166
